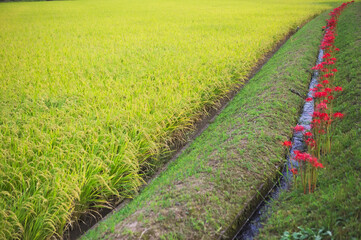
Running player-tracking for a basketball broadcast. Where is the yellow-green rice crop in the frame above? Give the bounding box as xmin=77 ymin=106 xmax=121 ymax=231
xmin=0 ymin=0 xmax=341 ymax=239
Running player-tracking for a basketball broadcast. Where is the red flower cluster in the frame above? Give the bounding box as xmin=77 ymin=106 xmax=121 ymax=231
xmin=308 ymin=0 xmax=350 ymax=157
xmin=334 ymin=112 xmax=344 ymax=119
xmin=304 ymin=132 xmax=313 ymax=137
xmin=306 ymin=138 xmax=316 ymax=148
xmin=294 ymin=125 xmax=305 ymax=132
xmin=282 ymin=141 xmax=292 ymax=148
xmin=334 ymin=86 xmax=343 ymax=92
xmin=281 ymin=1 xmax=353 ymax=194
xmin=293 ymin=150 xmax=324 ymax=169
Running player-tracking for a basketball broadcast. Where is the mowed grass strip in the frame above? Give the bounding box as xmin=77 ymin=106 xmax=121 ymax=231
xmin=258 ymin=3 xmax=361 ymax=239
xmin=82 ymin=9 xmax=331 ymax=240
xmin=0 ymin=0 xmax=341 ymax=239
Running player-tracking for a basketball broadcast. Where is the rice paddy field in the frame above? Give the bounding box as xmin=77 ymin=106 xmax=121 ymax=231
xmin=0 ymin=0 xmax=342 ymax=239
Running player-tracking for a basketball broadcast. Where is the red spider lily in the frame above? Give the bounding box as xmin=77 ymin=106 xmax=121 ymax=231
xmin=320 ymin=112 xmax=331 ymax=122
xmin=294 ymin=125 xmax=305 ymax=132
xmin=314 ymin=91 xmax=328 ymax=98
xmin=314 ymin=162 xmax=324 ymax=168
xmin=326 ymin=18 xmax=337 ymax=27
xmin=322 ymin=53 xmax=331 ymax=59
xmin=304 ymin=132 xmax=313 ymax=138
xmin=289 ymin=0 xmax=354 ymax=194
xmin=316 ymin=102 xmax=328 ymax=110
xmin=312 ymin=63 xmax=325 ymax=70
xmin=293 ymin=150 xmax=300 ymax=155
xmin=334 ymin=86 xmax=343 ymax=92
xmin=308 ymin=156 xmax=319 ymax=165
xmin=333 ymin=112 xmax=344 ymax=119
xmin=322 ymin=80 xmax=330 ymax=85
xmin=306 ymin=138 xmax=316 ymax=147
xmin=294 ymin=152 xmax=305 ymax=162
xmin=324 ymin=87 xmax=332 ymax=93
xmin=321 ymin=30 xmax=336 ymax=50
xmin=312 ymin=111 xmax=320 ymax=118
xmin=282 ymin=141 xmax=292 ymax=148
xmin=294 ymin=152 xmax=312 ymax=162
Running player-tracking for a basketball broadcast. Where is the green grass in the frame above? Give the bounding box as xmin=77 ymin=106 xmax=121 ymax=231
xmin=82 ymin=8 xmax=334 ymax=240
xmin=258 ymin=3 xmax=361 ymax=240
xmin=0 ymin=0 xmax=344 ymax=239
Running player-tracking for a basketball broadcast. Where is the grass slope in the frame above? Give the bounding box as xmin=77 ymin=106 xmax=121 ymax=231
xmin=258 ymin=3 xmax=361 ymax=240
xmin=82 ymin=10 xmax=331 ymax=240
xmin=0 ymin=0 xmax=343 ymax=239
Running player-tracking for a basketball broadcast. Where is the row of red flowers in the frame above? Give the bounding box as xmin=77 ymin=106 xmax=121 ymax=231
xmin=282 ymin=1 xmax=353 ymax=194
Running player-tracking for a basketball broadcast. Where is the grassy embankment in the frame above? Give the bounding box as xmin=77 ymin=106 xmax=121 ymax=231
xmin=0 ymin=0 xmax=343 ymax=239
xmin=82 ymin=9 xmax=335 ymax=240
xmin=258 ymin=3 xmax=361 ymax=240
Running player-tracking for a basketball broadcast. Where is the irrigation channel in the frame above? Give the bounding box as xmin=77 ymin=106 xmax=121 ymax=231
xmin=232 ymin=48 xmax=324 ymax=240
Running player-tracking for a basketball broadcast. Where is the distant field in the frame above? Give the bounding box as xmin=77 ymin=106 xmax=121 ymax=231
xmin=0 ymin=0 xmax=341 ymax=239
